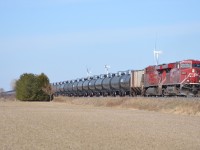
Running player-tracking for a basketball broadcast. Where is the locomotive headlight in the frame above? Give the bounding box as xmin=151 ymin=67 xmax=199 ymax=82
xmin=192 ymin=69 xmax=195 ymax=73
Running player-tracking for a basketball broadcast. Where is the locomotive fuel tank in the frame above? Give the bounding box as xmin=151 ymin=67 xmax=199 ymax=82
xmin=165 ymin=86 xmax=179 ymax=95
xmin=146 ymin=87 xmax=157 ymax=96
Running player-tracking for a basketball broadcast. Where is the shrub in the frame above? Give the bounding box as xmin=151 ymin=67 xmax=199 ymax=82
xmin=16 ymin=73 xmax=51 ymax=101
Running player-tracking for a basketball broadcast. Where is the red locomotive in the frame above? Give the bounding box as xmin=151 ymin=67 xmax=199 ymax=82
xmin=144 ymin=59 xmax=200 ymax=96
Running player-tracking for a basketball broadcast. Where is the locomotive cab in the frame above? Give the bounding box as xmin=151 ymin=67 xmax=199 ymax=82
xmin=179 ymin=60 xmax=200 ymax=96
xmin=192 ymin=61 xmax=200 ymax=84
xmin=180 ymin=60 xmax=200 ymax=84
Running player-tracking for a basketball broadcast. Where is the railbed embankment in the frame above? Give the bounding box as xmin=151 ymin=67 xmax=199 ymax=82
xmin=54 ymin=96 xmax=200 ymax=116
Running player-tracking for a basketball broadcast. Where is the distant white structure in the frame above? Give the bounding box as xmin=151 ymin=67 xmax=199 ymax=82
xmin=153 ymin=50 xmax=162 ymax=65
xmin=86 ymin=68 xmax=92 ymax=77
xmin=104 ymin=65 xmax=111 ymax=75
xmin=153 ymin=34 xmax=163 ymax=65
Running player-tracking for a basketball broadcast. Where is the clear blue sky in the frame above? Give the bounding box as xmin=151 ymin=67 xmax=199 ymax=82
xmin=0 ymin=0 xmax=200 ymax=90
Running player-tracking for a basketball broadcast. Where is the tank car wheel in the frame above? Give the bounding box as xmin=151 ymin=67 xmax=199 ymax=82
xmin=120 ymin=91 xmax=125 ymax=97
xmin=90 ymin=93 xmax=94 ymax=97
xmin=130 ymin=92 xmax=136 ymax=97
xmin=103 ymin=93 xmax=107 ymax=97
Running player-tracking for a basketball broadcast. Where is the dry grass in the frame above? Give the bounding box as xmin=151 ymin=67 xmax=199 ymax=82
xmin=1 ymin=101 xmax=200 ymax=150
xmin=0 ymin=97 xmax=16 ymax=102
xmin=54 ymin=96 xmax=200 ymax=116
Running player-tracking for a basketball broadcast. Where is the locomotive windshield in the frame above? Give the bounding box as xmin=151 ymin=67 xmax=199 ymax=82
xmin=180 ymin=63 xmax=192 ymax=68
xmin=193 ymin=64 xmax=200 ymax=68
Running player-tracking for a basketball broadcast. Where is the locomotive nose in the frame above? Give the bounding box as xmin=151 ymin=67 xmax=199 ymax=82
xmin=196 ymin=71 xmax=200 ymax=83
xmin=199 ymin=74 xmax=200 ymax=83
xmin=188 ymin=69 xmax=200 ymax=83
xmin=197 ymin=69 xmax=200 ymax=83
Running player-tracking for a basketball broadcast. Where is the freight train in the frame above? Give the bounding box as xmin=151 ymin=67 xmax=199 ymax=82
xmin=52 ymin=59 xmax=200 ymax=97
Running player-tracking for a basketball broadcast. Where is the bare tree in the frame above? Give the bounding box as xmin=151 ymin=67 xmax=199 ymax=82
xmin=10 ymin=79 xmax=17 ymax=90
xmin=0 ymin=88 xmax=5 ymax=97
xmin=42 ymin=84 xmax=53 ymax=101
